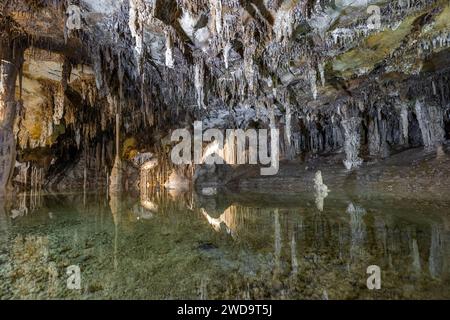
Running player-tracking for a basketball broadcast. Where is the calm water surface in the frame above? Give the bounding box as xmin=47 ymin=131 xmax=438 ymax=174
xmin=0 ymin=189 xmax=449 ymax=299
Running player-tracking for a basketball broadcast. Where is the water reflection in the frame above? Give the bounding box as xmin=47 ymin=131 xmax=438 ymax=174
xmin=0 ymin=189 xmax=449 ymax=299
xmin=429 ymin=223 xmax=444 ymax=279
xmin=347 ymin=203 xmax=367 ymax=263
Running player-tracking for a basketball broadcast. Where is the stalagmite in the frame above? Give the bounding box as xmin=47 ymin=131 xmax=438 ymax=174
xmin=313 ymin=171 xmax=329 ymax=212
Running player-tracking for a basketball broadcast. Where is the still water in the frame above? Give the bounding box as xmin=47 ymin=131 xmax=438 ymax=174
xmin=0 ymin=189 xmax=449 ymax=299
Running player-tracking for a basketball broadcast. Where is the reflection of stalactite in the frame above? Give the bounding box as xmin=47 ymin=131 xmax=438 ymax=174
xmin=313 ymin=209 xmax=328 ymax=249
xmin=274 ymin=209 xmax=281 ymax=274
xmin=10 ymin=192 xmax=29 ymax=219
xmin=429 ymin=223 xmax=443 ymax=279
xmin=109 ymin=194 xmax=122 ymax=271
xmin=290 ymin=232 xmax=298 ymax=276
xmin=47 ymin=262 xmax=59 ymax=296
xmin=201 ymin=205 xmax=239 ymax=237
xmin=199 ymin=277 xmax=208 ymax=300
xmin=347 ymin=203 xmax=366 ymax=262
xmin=411 ymin=238 xmax=421 ymax=274
xmin=338 ymin=222 xmax=346 ymax=261
xmin=27 ymin=166 xmax=44 ymax=211
xmin=374 ymin=216 xmax=388 ymax=260
xmin=139 ymin=159 xmax=158 ymax=201
xmin=0 ymin=202 xmax=9 ymax=248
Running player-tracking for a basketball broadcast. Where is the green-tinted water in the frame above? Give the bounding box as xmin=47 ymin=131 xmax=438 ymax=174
xmin=0 ymin=190 xmax=449 ymax=299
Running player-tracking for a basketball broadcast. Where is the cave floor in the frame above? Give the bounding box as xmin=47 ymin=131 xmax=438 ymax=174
xmin=0 ymin=184 xmax=449 ymax=299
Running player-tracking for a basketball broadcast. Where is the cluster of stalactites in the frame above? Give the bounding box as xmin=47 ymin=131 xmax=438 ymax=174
xmin=418 ymin=31 xmax=450 ymax=58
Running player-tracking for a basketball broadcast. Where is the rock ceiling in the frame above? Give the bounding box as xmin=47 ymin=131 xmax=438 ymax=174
xmin=4 ymin=1 xmax=449 ymax=114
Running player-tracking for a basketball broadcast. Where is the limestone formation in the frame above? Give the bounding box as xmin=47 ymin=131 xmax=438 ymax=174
xmin=0 ymin=0 xmax=448 ymax=194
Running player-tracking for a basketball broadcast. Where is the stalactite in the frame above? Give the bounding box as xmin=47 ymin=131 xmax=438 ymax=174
xmin=414 ymin=99 xmax=445 ymax=149
xmin=129 ymin=0 xmax=143 ymax=62
xmin=285 ymin=103 xmax=292 ymax=159
xmin=194 ymin=59 xmax=205 ymax=109
xmin=223 ymin=41 xmax=231 ymax=69
xmin=400 ymin=104 xmax=409 ymax=145
xmin=109 ymin=113 xmax=122 ymax=195
xmin=165 ymin=31 xmax=174 ymax=69
xmin=273 ymin=6 xmax=294 ymax=43
xmin=243 ymin=27 xmax=257 ymax=94
xmin=209 ymin=0 xmax=223 ymax=35
xmin=318 ymin=62 xmax=325 ymax=87
xmin=309 ymin=67 xmax=318 ymax=100
xmin=342 ymin=117 xmax=363 ymax=170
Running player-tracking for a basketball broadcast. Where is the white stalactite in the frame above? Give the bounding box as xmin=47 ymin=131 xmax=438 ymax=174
xmin=210 ymin=0 xmax=223 ymax=34
xmin=285 ymin=103 xmax=291 ymax=148
xmin=318 ymin=63 xmax=325 ymax=87
xmin=195 ymin=61 xmax=205 ymax=109
xmin=400 ymin=104 xmax=409 ymax=145
xmin=244 ymin=46 xmax=255 ymax=93
xmin=129 ymin=0 xmax=144 ymax=66
xmin=273 ymin=7 xmax=294 ymax=43
xmin=165 ymin=31 xmax=175 ymax=69
xmin=414 ymin=99 xmax=445 ymax=148
xmin=309 ymin=68 xmax=318 ymax=100
xmin=223 ymin=42 xmax=232 ymax=69
xmin=342 ymin=118 xmax=363 ymax=170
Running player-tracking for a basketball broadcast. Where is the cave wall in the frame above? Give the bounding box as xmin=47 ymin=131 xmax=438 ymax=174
xmin=0 ymin=0 xmax=449 ymax=194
